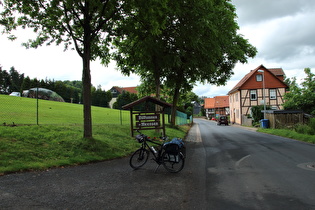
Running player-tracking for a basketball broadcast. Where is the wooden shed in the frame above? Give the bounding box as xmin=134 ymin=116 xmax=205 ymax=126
xmin=265 ymin=110 xmax=304 ymax=129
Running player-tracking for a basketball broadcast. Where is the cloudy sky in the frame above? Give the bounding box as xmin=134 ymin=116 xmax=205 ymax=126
xmin=1 ymin=0 xmax=315 ymax=97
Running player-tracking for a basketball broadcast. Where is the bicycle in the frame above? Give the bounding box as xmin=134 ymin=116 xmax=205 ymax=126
xmin=129 ymin=130 xmax=185 ymax=173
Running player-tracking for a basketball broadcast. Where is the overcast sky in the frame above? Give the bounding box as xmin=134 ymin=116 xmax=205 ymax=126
xmin=1 ymin=0 xmax=315 ymax=97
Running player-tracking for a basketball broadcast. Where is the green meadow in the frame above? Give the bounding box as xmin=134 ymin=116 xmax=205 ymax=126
xmin=0 ymin=94 xmax=130 ymax=125
xmin=0 ymin=95 xmax=189 ymax=175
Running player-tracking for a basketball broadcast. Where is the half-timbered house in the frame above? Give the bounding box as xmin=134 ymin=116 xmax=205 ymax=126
xmin=228 ymin=65 xmax=289 ymax=125
xmin=204 ymin=96 xmax=229 ymax=120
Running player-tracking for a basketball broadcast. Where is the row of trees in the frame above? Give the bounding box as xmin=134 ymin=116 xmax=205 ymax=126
xmin=0 ymin=66 xmax=112 ymax=107
xmin=1 ymin=0 xmax=257 ymax=138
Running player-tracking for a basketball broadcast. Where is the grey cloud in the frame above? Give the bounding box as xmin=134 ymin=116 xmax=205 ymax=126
xmin=260 ymin=14 xmax=315 ymax=62
xmin=231 ymin=0 xmax=315 ymax=26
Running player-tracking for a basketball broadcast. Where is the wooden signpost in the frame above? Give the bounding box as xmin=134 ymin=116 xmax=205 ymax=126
xmin=122 ymin=96 xmax=172 ymax=137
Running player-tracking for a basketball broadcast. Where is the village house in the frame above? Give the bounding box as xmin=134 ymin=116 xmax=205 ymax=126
xmin=228 ymin=64 xmax=289 ymax=125
xmin=204 ymin=96 xmax=229 ymax=120
xmin=109 ymin=86 xmax=138 ymax=108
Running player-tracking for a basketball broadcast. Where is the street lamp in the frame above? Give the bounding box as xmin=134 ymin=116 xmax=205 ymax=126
xmin=257 ymin=70 xmax=266 ymax=119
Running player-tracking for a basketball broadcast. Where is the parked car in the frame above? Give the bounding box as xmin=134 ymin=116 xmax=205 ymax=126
xmin=9 ymin=92 xmax=21 ymax=97
xmin=217 ymin=115 xmax=228 ymax=126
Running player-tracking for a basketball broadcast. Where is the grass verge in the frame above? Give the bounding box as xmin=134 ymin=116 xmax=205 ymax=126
xmin=257 ymin=128 xmax=315 ymax=144
xmin=0 ymin=124 xmax=190 ymax=175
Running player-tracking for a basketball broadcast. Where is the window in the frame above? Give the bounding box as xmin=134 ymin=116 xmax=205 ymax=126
xmin=256 ymin=74 xmax=263 ymax=82
xmin=270 ymin=89 xmax=276 ymax=99
xmin=250 ymin=90 xmax=257 ymax=100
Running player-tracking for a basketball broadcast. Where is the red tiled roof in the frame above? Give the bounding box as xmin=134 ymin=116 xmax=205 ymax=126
xmin=214 ymin=96 xmax=229 ymax=108
xmin=121 ymin=87 xmax=138 ymax=94
xmin=112 ymin=86 xmax=138 ymax=94
xmin=204 ymin=98 xmax=215 ymax=109
xmin=268 ymin=68 xmax=284 ymax=76
xmin=204 ymin=96 xmax=229 ymax=109
xmin=228 ymin=64 xmax=286 ymax=95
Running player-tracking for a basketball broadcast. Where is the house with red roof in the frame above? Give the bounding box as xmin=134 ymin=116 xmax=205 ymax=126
xmin=109 ymin=86 xmax=138 ymax=108
xmin=228 ymin=64 xmax=289 ymax=125
xmin=204 ymin=96 xmax=229 ymax=119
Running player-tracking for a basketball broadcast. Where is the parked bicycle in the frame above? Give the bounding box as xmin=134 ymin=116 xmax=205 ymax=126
xmin=129 ymin=130 xmax=185 ymax=173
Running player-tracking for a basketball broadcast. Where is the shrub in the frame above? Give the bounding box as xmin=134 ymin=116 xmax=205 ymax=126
xmin=294 ymin=118 xmax=315 ymax=135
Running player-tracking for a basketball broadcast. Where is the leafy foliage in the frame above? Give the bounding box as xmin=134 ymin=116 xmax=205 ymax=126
xmin=283 ymin=68 xmax=315 ymax=115
xmin=113 ymin=91 xmax=138 ymax=110
xmin=251 ymin=105 xmax=271 ymax=123
xmin=114 ymin=0 xmax=257 ymax=125
xmin=0 ymin=67 xmax=24 ymax=94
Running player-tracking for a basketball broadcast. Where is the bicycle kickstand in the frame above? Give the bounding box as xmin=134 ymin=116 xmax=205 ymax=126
xmin=154 ymin=164 xmax=161 ymax=173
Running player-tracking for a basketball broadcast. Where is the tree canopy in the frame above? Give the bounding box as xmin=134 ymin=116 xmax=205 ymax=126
xmin=283 ymin=68 xmax=315 ymax=115
xmin=114 ymin=0 xmax=257 ymax=125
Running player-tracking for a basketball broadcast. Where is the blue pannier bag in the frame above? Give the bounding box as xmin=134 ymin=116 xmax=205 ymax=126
xmin=163 ymin=138 xmax=184 ymax=155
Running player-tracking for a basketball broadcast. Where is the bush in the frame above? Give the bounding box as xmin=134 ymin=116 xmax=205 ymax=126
xmin=294 ymin=118 xmax=315 ymax=135
xmin=309 ymin=118 xmax=315 ymax=131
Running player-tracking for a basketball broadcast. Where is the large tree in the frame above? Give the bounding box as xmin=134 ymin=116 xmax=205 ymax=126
xmin=1 ymin=0 xmax=125 ymax=138
xmin=113 ymin=0 xmax=168 ymax=101
xmin=114 ymin=0 xmax=257 ymax=125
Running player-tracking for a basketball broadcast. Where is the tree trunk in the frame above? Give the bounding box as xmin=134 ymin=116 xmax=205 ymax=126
xmin=171 ymin=85 xmax=180 ymax=126
xmin=82 ymin=54 xmax=92 ymax=138
xmin=82 ymin=3 xmax=92 ymax=139
xmin=170 ymin=68 xmax=184 ymax=126
xmin=153 ymin=56 xmax=161 ymax=100
xmin=154 ymin=64 xmax=161 ymax=111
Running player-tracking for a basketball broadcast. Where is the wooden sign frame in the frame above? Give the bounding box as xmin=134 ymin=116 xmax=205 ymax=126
xmin=122 ymin=96 xmax=172 ymax=137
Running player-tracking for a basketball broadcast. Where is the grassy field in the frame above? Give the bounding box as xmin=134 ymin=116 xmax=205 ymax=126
xmin=0 ymin=95 xmax=190 ymax=175
xmin=0 ymin=94 xmax=130 ymax=125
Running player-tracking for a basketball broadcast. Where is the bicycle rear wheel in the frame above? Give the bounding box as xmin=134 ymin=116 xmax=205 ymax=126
xmin=130 ymin=148 xmax=149 ymax=169
xmin=162 ymin=152 xmax=185 ymax=173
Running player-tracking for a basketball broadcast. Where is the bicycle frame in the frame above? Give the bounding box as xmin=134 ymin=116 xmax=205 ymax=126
xmin=141 ymin=137 xmax=166 ymax=164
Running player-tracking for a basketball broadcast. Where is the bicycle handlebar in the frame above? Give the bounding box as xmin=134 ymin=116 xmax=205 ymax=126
xmin=135 ymin=130 xmax=168 ymax=144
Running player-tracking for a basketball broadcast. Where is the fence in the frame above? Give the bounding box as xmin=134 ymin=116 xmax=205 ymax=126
xmin=265 ymin=110 xmax=304 ymax=129
xmin=1 ymin=95 xmax=191 ymax=126
xmin=175 ymin=110 xmax=192 ymax=125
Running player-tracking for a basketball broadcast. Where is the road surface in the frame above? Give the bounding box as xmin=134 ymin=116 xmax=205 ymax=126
xmin=0 ymin=118 xmax=315 ymax=209
xmin=195 ymin=118 xmax=315 ymax=209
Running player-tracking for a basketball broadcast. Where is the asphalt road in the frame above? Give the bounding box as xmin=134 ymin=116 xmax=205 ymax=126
xmin=1 ymin=119 xmax=315 ymax=209
xmin=196 ymin=118 xmax=315 ymax=210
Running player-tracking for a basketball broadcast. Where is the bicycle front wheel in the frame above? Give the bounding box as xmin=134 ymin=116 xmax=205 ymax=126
xmin=162 ymin=152 xmax=185 ymax=173
xmin=130 ymin=148 xmax=149 ymax=169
